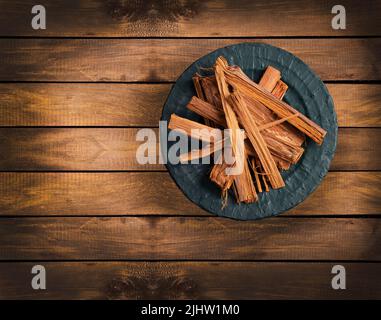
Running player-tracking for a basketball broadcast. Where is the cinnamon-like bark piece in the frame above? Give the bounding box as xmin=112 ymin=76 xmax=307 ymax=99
xmin=250 ymin=158 xmax=263 ymax=193
xmin=192 ymin=73 xmax=206 ymax=100
xmin=272 ymin=80 xmax=288 ymax=100
xmin=220 ymin=58 xmax=327 ymax=144
xmin=193 ymin=73 xmax=213 ymax=127
xmin=215 ymin=57 xmax=257 ymax=203
xmin=187 ymin=96 xmax=226 ymax=126
xmin=180 ymin=137 xmax=227 ymax=163
xmin=198 ymin=76 xmax=222 ymax=109
xmin=259 ymin=66 xmax=281 ymax=92
xmin=192 ymin=75 xmax=305 ymax=145
xmin=259 ymin=70 xmax=305 ymax=147
xmin=168 ymin=114 xmax=222 ymax=143
xmin=259 ymin=114 xmax=298 ymax=131
xmin=259 ymin=72 xmax=304 ymax=146
xmin=230 ymin=90 xmax=285 ymax=189
xmin=192 ymin=73 xmax=304 ymax=168
xmin=187 ymin=96 xmax=304 ymax=165
xmin=210 ymin=153 xmax=235 ymax=207
xmin=188 ymin=96 xmax=298 ymax=131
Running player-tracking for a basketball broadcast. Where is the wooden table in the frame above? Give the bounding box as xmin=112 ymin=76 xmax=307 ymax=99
xmin=0 ymin=0 xmax=380 ymax=299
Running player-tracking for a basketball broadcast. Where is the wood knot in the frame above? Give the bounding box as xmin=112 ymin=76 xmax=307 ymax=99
xmin=106 ymin=276 xmax=198 ymax=299
xmin=106 ymin=0 xmax=201 ymax=22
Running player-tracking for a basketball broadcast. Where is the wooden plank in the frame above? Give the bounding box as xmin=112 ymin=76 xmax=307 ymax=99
xmin=0 ymin=262 xmax=380 ymax=299
xmin=0 ymin=84 xmax=169 ymax=127
xmin=1 ymin=0 xmax=380 ymax=37
xmin=334 ymin=128 xmax=381 ymax=170
xmin=0 ymin=172 xmax=203 ymax=216
xmin=0 ymin=39 xmax=380 ymax=81
xmin=0 ymin=128 xmax=162 ymax=171
xmin=290 ymin=172 xmax=381 ymax=215
xmin=0 ymin=217 xmax=379 ymax=260
xmin=0 ymin=83 xmax=380 ymax=127
xmin=0 ymin=172 xmax=379 ymax=216
xmin=0 ymin=128 xmax=379 ymax=170
xmin=327 ymin=84 xmax=381 ymax=127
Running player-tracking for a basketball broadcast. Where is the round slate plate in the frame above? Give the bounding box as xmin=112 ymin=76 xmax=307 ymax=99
xmin=161 ymin=43 xmax=337 ymax=220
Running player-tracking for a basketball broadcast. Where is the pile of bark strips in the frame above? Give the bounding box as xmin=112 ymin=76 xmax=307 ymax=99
xmin=169 ymin=56 xmax=326 ymax=205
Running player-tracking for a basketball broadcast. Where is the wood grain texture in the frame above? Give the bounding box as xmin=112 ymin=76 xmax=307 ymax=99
xmin=335 ymin=128 xmax=381 ymax=170
xmin=0 ymin=172 xmax=379 ymax=216
xmin=0 ymin=217 xmax=380 ymax=260
xmin=0 ymin=0 xmax=379 ymax=301
xmin=1 ymin=0 xmax=380 ymax=37
xmin=0 ymin=262 xmax=380 ymax=299
xmin=0 ymin=84 xmax=169 ymax=127
xmin=0 ymin=39 xmax=380 ymax=81
xmin=327 ymin=84 xmax=381 ymax=127
xmin=0 ymin=83 xmax=380 ymax=127
xmin=0 ymin=128 xmax=162 ymax=171
xmin=0 ymin=172 xmax=202 ymax=216
xmin=0 ymin=128 xmax=379 ymax=170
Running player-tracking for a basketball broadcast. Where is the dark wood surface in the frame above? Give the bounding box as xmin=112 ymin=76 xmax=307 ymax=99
xmin=0 ymin=128 xmax=379 ymax=170
xmin=0 ymin=0 xmax=380 ymax=299
xmin=1 ymin=0 xmax=380 ymax=37
xmin=0 ymin=83 xmax=380 ymax=127
xmin=0 ymin=172 xmax=379 ymax=216
xmin=0 ymin=262 xmax=380 ymax=299
xmin=1 ymin=39 xmax=380 ymax=81
xmin=0 ymin=217 xmax=380 ymax=260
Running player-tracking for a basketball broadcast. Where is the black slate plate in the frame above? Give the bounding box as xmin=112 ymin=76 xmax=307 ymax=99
xmin=161 ymin=43 xmax=337 ymax=220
